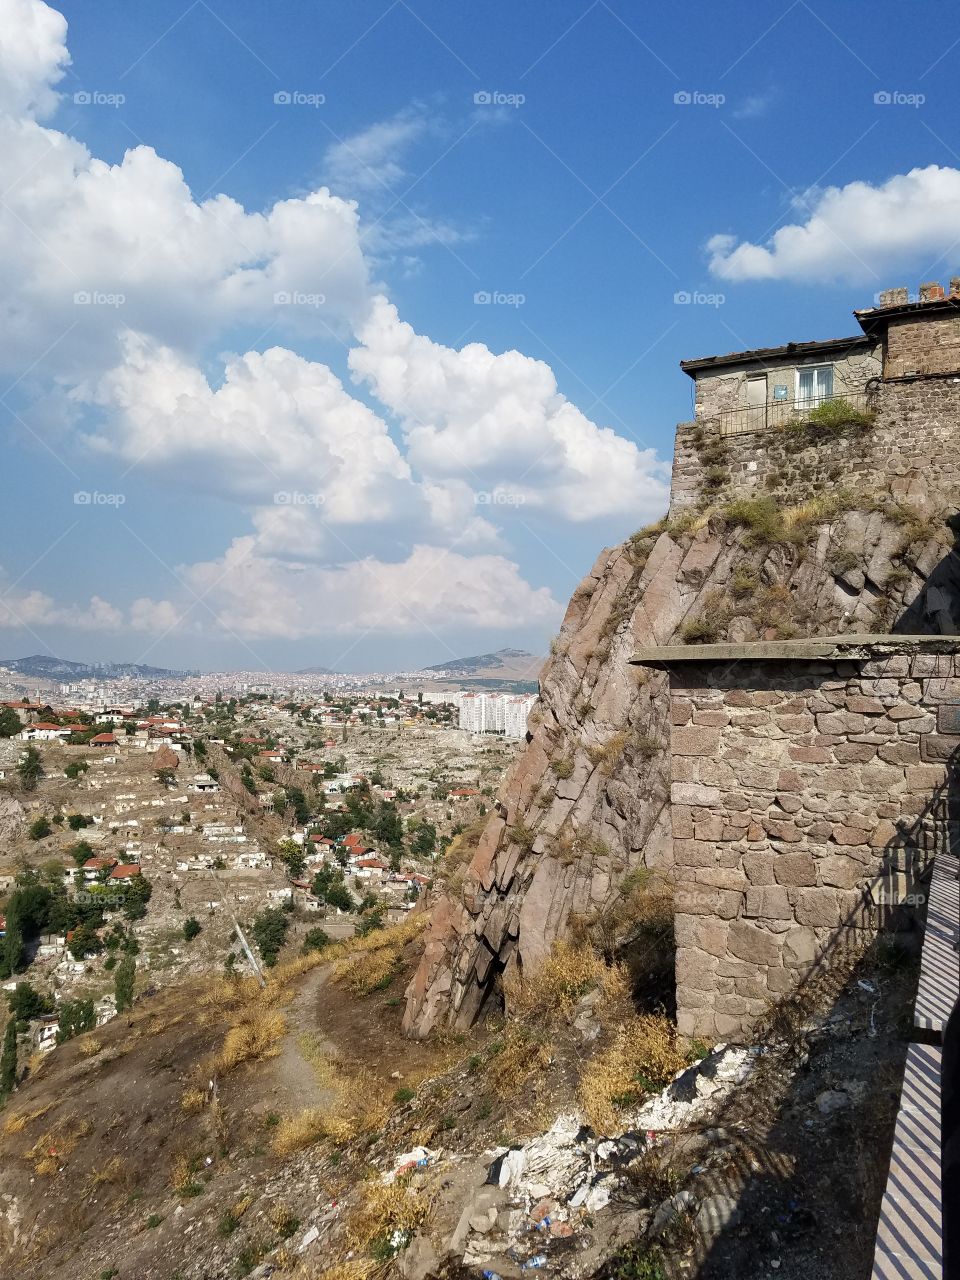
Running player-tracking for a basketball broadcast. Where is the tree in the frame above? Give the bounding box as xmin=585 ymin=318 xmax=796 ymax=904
xmin=302 ymin=927 xmax=330 ymax=954
xmin=17 ymin=747 xmax=43 ymax=792
xmin=114 ymin=952 xmax=135 ymax=1012
xmin=155 ymin=767 xmax=176 ymax=787
xmin=277 ymin=840 xmax=306 ymax=880
xmin=285 ymin=786 xmax=310 ymax=826
xmin=0 ymin=707 xmax=21 ymax=738
xmin=68 ymin=839 xmax=95 ymax=867
xmin=7 ymin=982 xmax=53 ymax=1021
xmin=122 ymin=874 xmax=152 ymax=921
xmin=411 ymin=822 xmax=437 ymax=858
xmin=64 ymin=760 xmax=89 ymax=780
xmin=372 ymin=801 xmax=403 ymax=849
xmin=57 ymin=998 xmax=95 ymax=1042
xmin=28 ymin=815 xmax=51 ymax=841
xmin=67 ymin=923 xmax=102 ymax=961
xmin=0 ymin=1020 xmax=17 ymax=1099
xmin=324 ymin=882 xmax=355 ymax=913
xmin=182 ymin=917 xmax=201 ymax=941
xmin=67 ymin=812 xmax=92 ymax=830
xmin=251 ymin=908 xmax=289 ymax=967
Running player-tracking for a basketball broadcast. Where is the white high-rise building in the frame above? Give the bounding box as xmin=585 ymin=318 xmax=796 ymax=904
xmin=458 ymin=692 xmax=537 ymax=739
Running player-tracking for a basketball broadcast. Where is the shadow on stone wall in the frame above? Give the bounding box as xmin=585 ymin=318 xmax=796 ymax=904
xmin=667 ymin=749 xmax=958 ymax=1279
xmin=894 ymin=516 xmax=960 ymax=635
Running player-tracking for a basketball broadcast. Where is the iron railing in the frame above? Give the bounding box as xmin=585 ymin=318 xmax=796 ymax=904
xmin=707 ymin=388 xmax=876 ymax=438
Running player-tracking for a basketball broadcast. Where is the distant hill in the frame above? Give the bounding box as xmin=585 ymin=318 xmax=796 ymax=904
xmin=295 ymin=665 xmax=338 ymax=676
xmin=0 ymin=655 xmax=193 ymax=680
xmin=423 ymin=647 xmax=545 ymax=681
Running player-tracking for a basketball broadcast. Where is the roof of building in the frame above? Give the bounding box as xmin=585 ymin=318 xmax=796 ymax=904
xmin=854 ymin=293 xmax=960 ymax=332
xmin=110 ymin=864 xmax=142 ymax=879
xmin=680 ymin=334 xmax=871 ymax=377
xmin=631 ymin=634 xmax=960 ymax=667
xmin=90 ymin=732 xmax=117 ymax=743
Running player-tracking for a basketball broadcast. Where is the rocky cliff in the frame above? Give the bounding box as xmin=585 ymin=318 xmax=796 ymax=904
xmin=404 ymin=399 xmax=960 ymax=1037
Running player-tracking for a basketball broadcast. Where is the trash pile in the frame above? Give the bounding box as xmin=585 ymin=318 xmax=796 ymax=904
xmin=433 ymin=1045 xmax=758 ymax=1277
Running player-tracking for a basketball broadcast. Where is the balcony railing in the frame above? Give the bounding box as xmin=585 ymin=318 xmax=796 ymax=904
xmin=706 ymin=389 xmax=876 ymax=438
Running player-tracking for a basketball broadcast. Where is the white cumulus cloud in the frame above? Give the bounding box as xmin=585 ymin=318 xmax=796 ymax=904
xmin=349 ymin=297 xmax=670 ymax=522
xmin=708 ymin=164 xmax=960 ymax=283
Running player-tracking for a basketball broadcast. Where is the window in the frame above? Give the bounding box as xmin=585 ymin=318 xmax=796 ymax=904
xmin=796 ymin=364 xmax=834 ymax=404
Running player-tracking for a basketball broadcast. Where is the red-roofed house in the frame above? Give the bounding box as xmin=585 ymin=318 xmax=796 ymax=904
xmin=90 ymin=732 xmax=117 ymax=747
xmin=109 ymin=864 xmax=142 ymax=880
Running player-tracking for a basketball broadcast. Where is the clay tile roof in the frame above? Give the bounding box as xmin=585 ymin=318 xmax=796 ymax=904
xmin=110 ymin=864 xmax=142 ymax=879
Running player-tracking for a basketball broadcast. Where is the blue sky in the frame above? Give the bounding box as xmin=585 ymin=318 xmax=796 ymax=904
xmin=0 ymin=0 xmax=958 ymax=672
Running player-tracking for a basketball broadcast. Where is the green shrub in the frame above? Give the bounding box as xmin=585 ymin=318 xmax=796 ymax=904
xmin=182 ymin=917 xmax=201 ymax=941
xmin=801 ymin=396 xmax=874 ymax=430
xmin=730 ymin=565 xmax=760 ymax=598
xmin=679 ymin=615 xmax=721 ymax=644
xmin=722 ymin=495 xmax=783 ymax=545
xmin=28 ymin=816 xmax=51 ymax=841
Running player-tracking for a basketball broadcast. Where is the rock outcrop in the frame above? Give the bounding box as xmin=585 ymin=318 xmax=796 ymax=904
xmin=404 ymin=411 xmax=960 ymax=1037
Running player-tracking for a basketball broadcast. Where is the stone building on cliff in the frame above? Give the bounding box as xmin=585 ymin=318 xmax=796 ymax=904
xmin=403 ymin=281 xmax=960 ymax=1046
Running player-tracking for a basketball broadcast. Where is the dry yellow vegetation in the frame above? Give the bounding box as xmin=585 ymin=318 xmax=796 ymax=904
xmin=577 ymin=1014 xmax=687 ymax=1132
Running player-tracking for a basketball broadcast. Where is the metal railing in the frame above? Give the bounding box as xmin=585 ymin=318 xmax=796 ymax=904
xmin=708 ymin=388 xmax=876 ymax=438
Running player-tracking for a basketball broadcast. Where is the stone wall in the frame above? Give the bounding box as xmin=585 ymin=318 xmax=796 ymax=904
xmin=670 ymin=378 xmax=960 ymax=514
xmin=885 ymin=311 xmax=960 ymax=379
xmin=665 ymin=643 xmax=960 ymax=1040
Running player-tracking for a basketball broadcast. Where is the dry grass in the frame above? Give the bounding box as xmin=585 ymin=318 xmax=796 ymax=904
xmin=331 ymin=916 xmax=426 ymax=997
xmin=78 ymin=1037 xmax=102 ymax=1058
xmin=3 ymin=1102 xmax=54 ymax=1135
xmin=586 ymin=731 xmax=628 ymax=774
xmin=26 ymin=1117 xmax=92 ymax=1176
xmin=346 ymin=1179 xmax=432 ymax=1255
xmin=506 ymin=940 xmax=627 ymax=1021
xmin=486 ymin=1024 xmax=553 ymax=1093
xmin=216 ymin=1005 xmax=286 ymax=1073
xmin=575 ymin=867 xmax=675 ymax=962
xmin=272 ymin=1035 xmax=388 ymax=1157
xmin=87 ymin=1155 xmax=127 ymax=1190
xmin=578 ymin=1014 xmax=688 ymax=1132
xmin=180 ymin=1087 xmax=207 ymax=1114
xmin=271 ymin=1106 xmax=356 ymax=1157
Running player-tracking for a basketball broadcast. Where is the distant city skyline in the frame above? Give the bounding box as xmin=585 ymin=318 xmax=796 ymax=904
xmin=1 ymin=0 xmax=958 ymax=669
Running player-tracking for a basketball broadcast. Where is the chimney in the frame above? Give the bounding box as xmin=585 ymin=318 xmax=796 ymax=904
xmin=919 ymin=281 xmax=945 ymax=303
xmin=878 ymin=286 xmax=909 ymax=307
xmin=950 ymin=277 xmax=960 ymax=299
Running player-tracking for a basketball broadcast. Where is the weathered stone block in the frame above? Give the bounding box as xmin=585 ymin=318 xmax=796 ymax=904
xmin=818 ymin=855 xmax=865 ymax=890
xmin=673 ymin=726 xmax=721 ymax=757
xmin=743 ymin=852 xmax=775 ymax=885
xmin=795 ymin=887 xmax=841 ymax=927
xmin=728 ymin=920 xmax=783 ymax=967
xmin=782 ymin=926 xmax=819 ymax=968
xmin=744 ymin=885 xmax=792 ymax=919
xmin=774 ymin=852 xmax=818 ymax=886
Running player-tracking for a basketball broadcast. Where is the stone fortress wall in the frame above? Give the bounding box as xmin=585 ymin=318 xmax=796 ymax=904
xmin=639 ymin=640 xmax=960 ymax=1040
